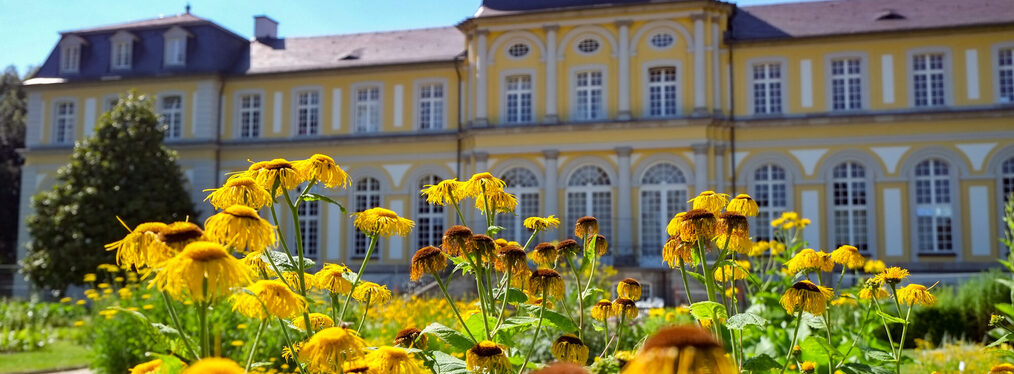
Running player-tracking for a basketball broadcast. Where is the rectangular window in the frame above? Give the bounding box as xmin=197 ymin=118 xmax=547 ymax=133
xmin=160 ymin=95 xmax=183 ymax=139
xmin=298 ymin=201 xmax=320 ymax=258
xmin=296 ymin=91 xmax=320 ymax=136
xmin=999 ymin=48 xmax=1014 ymax=103
xmin=61 ymin=45 xmax=80 ymax=73
xmin=575 ymin=71 xmax=604 ymax=120
xmin=504 ymin=75 xmax=533 ymax=123
xmin=831 ymin=58 xmax=862 ymax=110
xmin=238 ymin=94 xmax=262 ymax=138
xmin=354 ymin=87 xmax=381 ymax=133
xmin=752 ymin=63 xmax=782 ymax=114
xmin=912 ymin=53 xmax=946 ymax=107
xmin=112 ymin=41 xmax=132 ymax=69
xmin=418 ymin=83 xmax=444 ymax=130
xmin=53 ymin=102 xmax=75 ymax=144
xmin=648 ymin=66 xmax=678 ymax=117
xmin=166 ymin=37 xmax=186 ymax=66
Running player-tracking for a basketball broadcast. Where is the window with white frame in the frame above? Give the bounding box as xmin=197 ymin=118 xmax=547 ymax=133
xmin=112 ymin=41 xmax=132 ymax=70
xmin=577 ymin=38 xmax=600 ymax=54
xmin=354 ymin=86 xmax=381 ymax=133
xmin=640 ymin=163 xmax=688 ymax=258
xmin=999 ymin=48 xmax=1014 ymax=103
xmin=418 ymin=83 xmax=444 ymax=130
xmin=61 ymin=44 xmax=80 ymax=73
xmin=353 ymin=177 xmax=382 ymax=258
xmin=504 ymin=75 xmax=533 ymax=123
xmin=165 ymin=37 xmax=186 ymax=66
xmin=417 ymin=175 xmax=445 ymax=249
xmin=648 ymin=66 xmax=678 ymax=117
xmin=650 ymin=33 xmax=675 ymax=49
xmin=912 ymin=53 xmax=946 ymax=107
xmin=914 ymin=159 xmax=953 ymax=253
xmin=574 ymin=70 xmax=604 ymax=121
xmin=832 ymin=162 xmax=869 ymax=251
xmin=1003 ymin=157 xmax=1014 ymax=203
xmin=507 ymin=43 xmax=530 ymax=58
xmin=752 ymin=164 xmax=788 ymax=241
xmin=752 ymin=63 xmax=782 ymax=114
xmin=160 ymin=95 xmax=183 ymax=139
xmin=830 ymin=58 xmax=863 ymax=110
xmin=566 ymin=165 xmax=612 ymax=243
xmin=238 ymin=94 xmax=262 ymax=138
xmin=496 ymin=168 xmax=540 ymax=242
xmin=53 ymin=101 xmax=75 ymax=144
xmin=297 ymin=200 xmax=320 ymax=258
xmin=296 ymin=90 xmax=320 ymax=136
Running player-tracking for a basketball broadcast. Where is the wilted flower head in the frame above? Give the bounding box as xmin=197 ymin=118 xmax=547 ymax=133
xmin=410 ymin=246 xmax=447 ymax=281
xmin=617 ymin=278 xmax=642 ymax=301
xmin=315 ymin=264 xmax=354 ymax=295
xmin=292 ymin=154 xmax=350 ymax=189
xmin=780 ymin=280 xmax=833 ymax=315
xmin=575 ymin=216 xmax=599 ymax=238
xmin=529 ymin=268 xmax=565 ymax=298
xmin=441 ymin=225 xmax=472 ymax=256
xmin=153 ymin=241 xmax=251 ymax=302
xmin=204 ymin=205 xmax=277 ymax=253
xmin=623 ymin=326 xmax=736 ymax=374
xmin=466 ymin=341 xmax=511 ymax=374
xmin=726 ymin=194 xmax=759 ymax=216
xmin=205 ymin=176 xmax=273 ymax=210
xmin=689 ymin=191 xmax=730 ymax=214
xmin=530 ymin=242 xmax=559 ymax=267
xmin=230 ymin=279 xmax=307 ymax=319
xmin=354 ymin=208 xmax=414 ymax=237
xmin=105 ymin=221 xmax=169 ymax=270
xmin=551 ymin=334 xmax=590 ymax=365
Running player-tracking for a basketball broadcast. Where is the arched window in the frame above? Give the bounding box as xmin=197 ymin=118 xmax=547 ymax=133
xmin=831 ymin=162 xmax=869 ymax=251
xmin=1003 ymin=157 xmax=1014 ymax=203
xmin=639 ymin=163 xmax=688 ymax=259
xmin=752 ymin=164 xmax=788 ymax=241
xmin=417 ymin=175 xmax=445 ymax=249
xmin=566 ymin=165 xmax=612 ymax=241
xmin=497 ymin=167 xmax=540 ymax=242
xmin=352 ymin=177 xmax=382 ymax=258
xmin=914 ymin=159 xmax=953 ymax=253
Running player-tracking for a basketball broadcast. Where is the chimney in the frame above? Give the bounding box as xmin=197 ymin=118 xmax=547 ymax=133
xmin=254 ymin=15 xmax=278 ymax=39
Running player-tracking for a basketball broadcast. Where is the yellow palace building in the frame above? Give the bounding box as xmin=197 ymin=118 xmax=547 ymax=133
xmin=15 ymin=0 xmax=1014 ymax=302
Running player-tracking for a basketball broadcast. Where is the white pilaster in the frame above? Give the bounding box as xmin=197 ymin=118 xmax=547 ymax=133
xmin=692 ymin=14 xmax=707 ymax=115
xmin=714 ymin=144 xmax=726 ymax=192
xmin=965 ymin=49 xmax=980 ymax=100
xmin=800 ymin=59 xmax=813 ymax=108
xmin=388 ymin=200 xmax=404 ymax=260
xmin=473 ymin=152 xmax=490 ymax=227
xmin=394 ymin=84 xmax=404 ymax=128
xmin=83 ymin=98 xmax=96 ymax=136
xmin=474 ymin=30 xmax=489 ymax=126
xmin=331 ymin=88 xmax=342 ymax=130
xmin=543 ymin=150 xmax=559 ymax=216
xmin=711 ymin=17 xmax=722 ymax=114
xmin=969 ymin=185 xmax=991 ymax=256
xmin=881 ymin=54 xmax=895 ymax=104
xmin=883 ymin=188 xmax=903 ymax=257
xmin=25 ymin=93 xmax=42 ymax=147
xmin=692 ymin=143 xmax=709 ymax=192
xmin=544 ymin=25 xmax=559 ymax=124
xmin=273 ymin=91 xmax=283 ymax=133
xmin=326 ymin=202 xmax=342 ymax=260
xmin=617 ymin=20 xmax=632 ymax=120
xmin=616 ymin=147 xmax=633 ymax=255
xmin=801 ymin=190 xmax=820 ymax=247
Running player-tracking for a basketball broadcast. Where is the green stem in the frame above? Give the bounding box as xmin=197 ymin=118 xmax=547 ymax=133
xmin=518 ymin=288 xmax=547 ymax=374
xmin=564 ymin=255 xmax=585 ymax=340
xmin=245 ymin=318 xmax=267 ymax=372
xmin=834 ymin=266 xmax=848 ymax=297
xmin=678 ymin=258 xmax=694 ymax=304
xmin=817 ymin=273 xmax=834 ymax=372
xmin=493 ymin=268 xmax=511 ymax=332
xmin=836 ymin=301 xmax=875 ymax=369
xmin=895 ymin=303 xmax=913 ymax=374
xmin=582 ymin=235 xmax=599 ymax=292
xmin=339 ymin=233 xmax=379 ymax=322
xmin=521 ymin=229 xmax=540 ymax=251
xmin=160 ymin=291 xmax=198 ymax=360
xmin=275 ymin=317 xmax=306 ymax=373
xmin=696 ymin=242 xmax=716 ymax=302
xmin=599 ymin=317 xmax=610 ymax=357
xmin=779 ymin=309 xmax=804 ymax=374
xmin=614 ymin=313 xmax=626 ymax=355
xmin=280 ymin=189 xmax=316 ymax=339
xmin=357 ymin=294 xmax=371 ymax=334
xmin=872 ymin=297 xmax=898 ymax=358
xmin=198 ymin=279 xmax=209 ymax=358
xmin=434 ymin=273 xmax=477 ymax=342
xmin=329 ymin=292 xmax=339 ymax=325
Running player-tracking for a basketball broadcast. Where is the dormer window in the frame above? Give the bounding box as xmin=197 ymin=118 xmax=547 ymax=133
xmin=109 ymin=30 xmax=137 ymax=70
xmin=163 ymin=26 xmax=192 ymax=67
xmin=58 ymin=35 xmax=86 ymax=74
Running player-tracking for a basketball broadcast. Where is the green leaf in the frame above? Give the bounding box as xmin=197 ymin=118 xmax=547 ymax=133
xmin=262 ymin=250 xmax=315 ymax=273
xmin=151 ymin=323 xmax=180 ymax=336
xmin=302 ymin=193 xmax=347 ymax=215
xmin=421 ymin=322 xmax=475 ymax=352
xmin=998 ymin=279 xmax=1014 ymax=291
xmin=805 ymin=315 xmax=827 ymax=330
xmin=987 ymin=333 xmax=1011 ymax=348
xmin=876 ymin=310 xmax=908 ymax=325
xmin=801 ymin=335 xmax=841 ymax=359
xmin=521 ymin=304 xmax=579 ymax=333
xmin=686 ymin=271 xmax=707 ymax=284
xmin=726 ymin=312 xmax=767 ymax=330
xmin=996 ymin=303 xmax=1014 ymax=317
xmin=689 ymin=301 xmax=728 ymax=322
xmin=432 ymin=351 xmax=469 ymax=374
xmin=498 ymin=316 xmax=538 ymax=333
xmin=840 ymin=363 xmax=894 ymax=374
xmin=865 ymin=350 xmax=895 ymax=362
xmin=582 ymin=287 xmax=605 ymax=305
xmin=998 ymin=259 xmax=1014 ymax=273
xmin=465 ymin=313 xmax=497 ymax=340
xmin=499 ymin=288 xmax=527 ymax=304
xmin=741 ymin=354 xmax=781 ymax=372
xmin=486 ymin=225 xmax=504 ymax=236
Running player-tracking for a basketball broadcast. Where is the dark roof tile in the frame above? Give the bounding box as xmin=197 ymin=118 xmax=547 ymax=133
xmin=62 ymin=13 xmax=209 ymax=34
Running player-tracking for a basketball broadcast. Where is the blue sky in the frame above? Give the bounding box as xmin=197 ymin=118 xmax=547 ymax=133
xmin=0 ymin=0 xmax=803 ymax=75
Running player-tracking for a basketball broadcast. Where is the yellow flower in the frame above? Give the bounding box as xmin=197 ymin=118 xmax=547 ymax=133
xmin=281 ymin=271 xmax=317 ymax=291
xmin=575 ymin=216 xmax=599 ymax=238
xmin=726 ymin=194 xmax=759 ymax=216
xmin=467 ymin=234 xmax=498 ymax=264
xmin=59 ymin=297 xmax=71 ymax=303
xmin=713 ymin=260 xmax=751 ymax=283
xmin=73 ymin=320 xmax=85 ymax=327
xmin=617 ymin=278 xmax=642 ymax=301
xmin=204 ymin=176 xmax=273 ymax=210
xmin=462 ymin=172 xmax=506 ymax=198
xmin=231 ymin=279 xmax=307 ymax=319
xmin=83 ymin=273 xmax=97 ymax=282
xmin=623 ymin=326 xmax=736 ymax=374
xmin=991 ymin=363 xmax=1014 ymax=374
xmin=897 ymin=284 xmax=936 ymax=307
xmin=530 ymin=242 xmax=558 ymax=267
xmin=105 ymin=222 xmax=169 ymax=270
xmin=591 ymin=299 xmax=613 ymax=321
xmin=352 ymin=282 xmax=392 ymax=306
xmin=155 ymin=221 xmax=207 ymax=255
xmin=800 ymin=361 xmax=817 ymax=373
xmin=420 ymin=178 xmax=466 ymax=206
xmin=591 ymin=234 xmax=608 ymax=256
xmin=612 ymin=298 xmax=638 ymax=320
xmin=769 ymin=240 xmax=787 ymax=256
xmin=785 ymin=249 xmax=833 ymax=274
xmin=242 ymin=251 xmax=273 ymax=277
xmin=245 ymin=159 xmax=303 ymax=194
xmin=315 ymin=264 xmax=354 ymax=295
xmin=353 ymin=207 xmax=415 ymax=237
xmin=365 ymin=346 xmax=426 ymax=374
xmin=466 ymin=341 xmax=511 ymax=374
xmin=662 ymin=235 xmax=693 ymax=269
xmin=410 ymin=246 xmax=447 ymax=281
xmin=394 ymin=327 xmax=428 ymax=349
xmin=714 ymin=228 xmax=751 ymax=254
xmin=873 ymin=267 xmax=910 ymax=285
xmin=665 ymin=212 xmax=687 ymax=238
xmin=863 ymin=259 xmax=886 ymax=274
xmin=441 ymin=225 xmax=472 ymax=256
xmin=152 ymin=241 xmax=251 ymax=302
xmin=748 ymin=241 xmax=770 ymax=257
xmin=830 ymin=294 xmax=858 ymax=307
xmin=551 ymin=334 xmax=589 ymax=365
xmin=76 ymin=300 xmax=86 ymax=305
xmin=129 ymin=358 xmax=162 ymax=374
xmin=231 ymin=340 xmax=244 ymax=347
xmin=142 ymin=304 xmax=154 ymax=310
xmin=689 ymin=191 xmax=730 ymax=214
xmin=97 ymin=283 xmax=110 ymax=289
xmin=781 ymin=280 xmax=833 ymax=315
xmin=529 ymin=269 xmax=565 ymax=298
xmin=830 ymin=245 xmax=865 ymax=269
xmin=293 ymin=312 xmax=336 ymax=332
xmin=293 ymin=154 xmax=350 ymax=189
xmin=524 ymin=215 xmax=561 ymax=231
xmin=474 ymin=189 xmax=517 ymax=215
xmin=299 ymin=327 xmax=367 ymax=373
xmin=859 ymin=285 xmax=889 ymax=300
xmin=237 ymin=323 xmax=248 ymax=330
xmin=204 ymin=205 xmax=277 ymax=253
xmin=679 ymin=209 xmax=717 ymax=243
xmin=182 ymin=357 xmax=245 ymax=374
xmin=494 ymin=243 xmax=527 ymax=274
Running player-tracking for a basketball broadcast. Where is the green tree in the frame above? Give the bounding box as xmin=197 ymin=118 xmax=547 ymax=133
xmin=22 ymin=91 xmax=197 ymax=293
xmin=0 ymin=65 xmax=26 ymax=265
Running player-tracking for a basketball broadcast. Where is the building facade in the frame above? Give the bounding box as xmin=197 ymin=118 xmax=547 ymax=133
xmin=15 ymin=0 xmax=1014 ymax=302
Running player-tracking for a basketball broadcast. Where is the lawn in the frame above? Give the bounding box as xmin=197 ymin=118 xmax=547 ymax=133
xmin=0 ymin=341 xmax=90 ymax=374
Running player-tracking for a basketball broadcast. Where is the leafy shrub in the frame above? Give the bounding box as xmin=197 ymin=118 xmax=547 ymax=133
xmin=903 ymin=270 xmax=1011 ymax=345
xmin=0 ymin=299 xmax=86 ymax=352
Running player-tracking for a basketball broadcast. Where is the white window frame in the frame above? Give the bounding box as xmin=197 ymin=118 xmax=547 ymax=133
xmin=109 ymin=31 xmax=136 ymax=71
xmin=641 ymin=60 xmax=682 ymax=118
xmin=824 ymin=53 xmax=869 ymax=111
xmin=163 ymin=26 xmax=191 ymax=67
xmin=297 ymin=199 xmax=321 ymax=259
xmin=751 ymin=163 xmax=790 ymax=241
xmin=565 ymin=164 xmax=613 ymax=242
xmin=499 ymin=69 xmax=536 ymax=125
xmin=352 ymin=177 xmax=383 ymax=259
xmin=992 ymin=42 xmax=1014 ymax=104
xmin=746 ymin=58 xmax=788 ymax=116
xmin=637 ymin=162 xmax=688 ymax=260
xmin=570 ymin=65 xmax=608 ymax=122
xmin=648 ymin=32 xmax=676 ymax=51
xmin=505 ymin=41 xmax=531 ymax=60
xmin=158 ymin=93 xmax=185 ymax=140
xmin=574 ymin=35 xmax=603 ymax=55
xmin=415 ymin=174 xmax=446 ymax=250
xmin=291 ymin=86 xmax=323 ymax=136
xmin=414 ymin=79 xmax=447 ymax=131
xmin=350 ymin=83 xmax=383 ymax=133
xmin=912 ymin=158 xmax=955 ymax=254
xmin=829 ymin=161 xmax=870 ymax=252
xmin=906 ymin=47 xmax=953 ymax=108
xmin=234 ymin=90 xmax=264 ymax=139
xmin=52 ymin=99 xmax=76 ymax=144
xmin=59 ymin=36 xmax=84 ymax=74
xmin=497 ymin=167 xmax=541 ymax=242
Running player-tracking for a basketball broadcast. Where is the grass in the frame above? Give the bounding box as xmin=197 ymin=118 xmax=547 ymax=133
xmin=0 ymin=340 xmax=90 ymax=374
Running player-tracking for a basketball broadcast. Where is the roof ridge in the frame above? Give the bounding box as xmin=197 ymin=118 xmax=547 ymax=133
xmin=276 ymin=25 xmax=459 ymax=41
xmin=60 ymin=12 xmax=208 ymax=34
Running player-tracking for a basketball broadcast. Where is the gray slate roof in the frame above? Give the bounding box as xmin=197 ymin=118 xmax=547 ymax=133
xmin=62 ymin=13 xmax=211 ymax=34
xmin=732 ymin=0 xmax=1014 ymax=41
xmin=239 ymin=27 xmax=465 ymax=75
